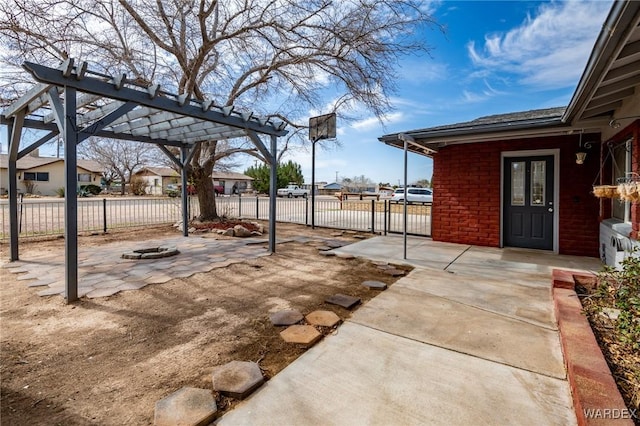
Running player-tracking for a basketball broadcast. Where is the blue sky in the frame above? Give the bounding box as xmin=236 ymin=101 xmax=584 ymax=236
xmin=1 ymin=1 xmax=613 ymax=187
xmin=282 ymin=0 xmax=613 ymax=186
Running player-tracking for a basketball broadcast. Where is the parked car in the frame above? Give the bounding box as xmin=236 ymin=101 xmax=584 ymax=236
xmin=277 ymin=184 xmax=310 ymax=198
xmin=391 ymin=187 xmax=433 ymax=203
xmin=165 ymin=183 xmax=197 ymax=197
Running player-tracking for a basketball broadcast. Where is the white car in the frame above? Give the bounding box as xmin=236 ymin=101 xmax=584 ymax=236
xmin=391 ymin=187 xmax=433 ymax=203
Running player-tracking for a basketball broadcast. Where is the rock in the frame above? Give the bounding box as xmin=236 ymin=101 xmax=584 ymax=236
xmin=318 ymin=251 xmax=336 ymax=257
xmin=600 ymin=307 xmax=621 ymax=320
xmin=223 ymin=228 xmax=235 ymax=237
xmin=233 ymin=225 xmax=252 ymax=238
xmin=188 ymin=227 xmax=196 ymax=233
xmin=251 ymin=231 xmax=263 ymax=237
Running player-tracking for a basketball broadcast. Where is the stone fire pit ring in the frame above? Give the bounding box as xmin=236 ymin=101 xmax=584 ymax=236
xmin=122 ymin=246 xmax=180 ymax=260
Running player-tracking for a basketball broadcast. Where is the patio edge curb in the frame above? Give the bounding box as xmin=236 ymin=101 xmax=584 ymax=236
xmin=552 ymin=269 xmax=634 ymax=426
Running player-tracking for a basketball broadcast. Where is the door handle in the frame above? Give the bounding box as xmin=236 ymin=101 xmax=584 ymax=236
xmin=548 ymin=208 xmax=553 ymax=212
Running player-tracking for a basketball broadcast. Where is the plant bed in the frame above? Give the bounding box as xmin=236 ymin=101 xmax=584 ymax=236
xmin=576 ymin=261 xmax=640 ymax=424
xmin=191 ymin=220 xmax=260 ymax=232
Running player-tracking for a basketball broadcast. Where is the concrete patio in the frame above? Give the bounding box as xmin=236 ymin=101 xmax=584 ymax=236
xmin=217 ymin=235 xmax=603 ymax=426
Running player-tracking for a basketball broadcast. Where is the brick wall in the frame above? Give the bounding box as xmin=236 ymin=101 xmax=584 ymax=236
xmin=431 ymin=134 xmax=601 ymax=257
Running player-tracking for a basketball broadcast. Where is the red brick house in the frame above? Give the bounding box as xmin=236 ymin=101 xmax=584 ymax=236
xmin=379 ymin=1 xmax=640 ymax=264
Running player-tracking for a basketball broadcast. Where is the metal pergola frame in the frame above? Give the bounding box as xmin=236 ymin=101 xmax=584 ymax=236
xmin=1 ymin=59 xmax=288 ymax=303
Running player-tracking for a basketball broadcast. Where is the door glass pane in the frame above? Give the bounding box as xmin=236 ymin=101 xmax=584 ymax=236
xmin=511 ymin=162 xmax=525 ymax=206
xmin=531 ymin=161 xmax=545 ymax=206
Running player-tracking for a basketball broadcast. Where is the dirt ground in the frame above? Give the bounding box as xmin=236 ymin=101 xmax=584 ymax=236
xmin=0 ymin=223 xmax=408 ymax=425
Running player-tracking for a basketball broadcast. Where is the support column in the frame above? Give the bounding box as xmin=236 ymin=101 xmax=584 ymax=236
xmin=311 ymin=138 xmax=316 ymax=229
xmin=7 ymin=114 xmax=23 ymax=261
xmin=269 ymin=135 xmax=277 ymax=253
xmin=64 ymin=86 xmax=78 ymax=302
xmin=180 ymin=146 xmax=189 ymax=237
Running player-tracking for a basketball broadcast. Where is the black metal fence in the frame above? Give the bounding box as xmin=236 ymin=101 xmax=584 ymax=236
xmin=0 ymin=196 xmax=431 ymax=240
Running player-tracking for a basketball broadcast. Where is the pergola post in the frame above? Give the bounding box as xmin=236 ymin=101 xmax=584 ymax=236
xmin=269 ymin=135 xmax=277 ymax=253
xmin=64 ymin=86 xmax=78 ymax=302
xmin=180 ymin=146 xmax=189 ymax=237
xmin=7 ymin=113 xmax=24 ymax=261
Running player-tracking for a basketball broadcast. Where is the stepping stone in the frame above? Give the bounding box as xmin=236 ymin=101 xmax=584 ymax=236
xmin=362 ymin=280 xmax=388 ymax=290
xmin=384 ymin=268 xmax=406 ymax=277
xmin=269 ymin=310 xmax=304 ymax=326
xmin=306 ymin=310 xmax=341 ymax=327
xmin=280 ymin=325 xmax=322 ymax=346
xmin=325 ymin=294 xmax=361 ymax=309
xmin=336 ymin=253 xmax=355 ymax=259
xmin=154 ymin=387 xmax=217 ymax=426
xmin=211 ymin=361 xmax=264 ymax=400
xmin=325 ymin=241 xmax=345 ymax=248
xmin=318 ymin=251 xmax=336 ymax=257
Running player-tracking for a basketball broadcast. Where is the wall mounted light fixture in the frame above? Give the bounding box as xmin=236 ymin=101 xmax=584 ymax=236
xmin=575 ymin=131 xmax=592 ymax=165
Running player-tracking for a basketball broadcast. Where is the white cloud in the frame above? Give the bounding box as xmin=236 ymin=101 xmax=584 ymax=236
xmin=466 ymin=1 xmax=612 ymax=89
xmin=351 ymin=112 xmax=404 ymax=131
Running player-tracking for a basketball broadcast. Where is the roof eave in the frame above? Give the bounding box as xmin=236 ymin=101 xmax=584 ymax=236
xmin=563 ymin=1 xmax=640 ymax=124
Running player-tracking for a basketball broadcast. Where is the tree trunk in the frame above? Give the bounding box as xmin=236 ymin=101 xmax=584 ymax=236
xmin=192 ymin=164 xmax=218 ymax=221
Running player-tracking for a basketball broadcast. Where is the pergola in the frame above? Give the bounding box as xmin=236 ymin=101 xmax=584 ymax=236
xmin=1 ymin=59 xmax=288 ymax=302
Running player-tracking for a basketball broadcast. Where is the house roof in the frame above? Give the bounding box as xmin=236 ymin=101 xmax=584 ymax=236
xmin=379 ymin=1 xmax=640 ymax=157
xmin=211 ymin=171 xmax=253 ymax=181
xmin=135 ymin=167 xmax=179 ymax=177
xmin=0 ymin=153 xmax=103 ymax=172
xmin=323 ymin=182 xmax=342 ymax=190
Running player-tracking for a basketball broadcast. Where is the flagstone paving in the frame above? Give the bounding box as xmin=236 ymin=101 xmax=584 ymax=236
xmin=2 ymin=234 xmax=356 ymax=300
xmin=2 ymin=237 xmax=266 ymax=299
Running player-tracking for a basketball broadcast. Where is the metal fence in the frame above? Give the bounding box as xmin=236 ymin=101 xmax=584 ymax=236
xmin=0 ymin=195 xmax=431 ymax=240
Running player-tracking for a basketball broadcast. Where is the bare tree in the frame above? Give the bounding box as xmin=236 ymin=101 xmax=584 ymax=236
xmin=78 ymin=138 xmax=158 ymax=195
xmin=0 ymin=0 xmax=438 ymax=220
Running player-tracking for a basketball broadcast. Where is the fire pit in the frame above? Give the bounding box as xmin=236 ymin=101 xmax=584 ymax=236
xmin=121 ymin=246 xmax=180 ymax=260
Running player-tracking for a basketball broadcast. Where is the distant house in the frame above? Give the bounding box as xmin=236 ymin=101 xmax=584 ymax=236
xmin=0 ymin=150 xmax=103 ymax=196
xmin=212 ymin=171 xmax=254 ymax=195
xmin=319 ymin=182 xmax=341 ymax=195
xmin=134 ymin=167 xmax=179 ymax=195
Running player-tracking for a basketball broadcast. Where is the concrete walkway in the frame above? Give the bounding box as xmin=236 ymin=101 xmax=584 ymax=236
xmin=217 ymin=235 xmax=602 ymax=426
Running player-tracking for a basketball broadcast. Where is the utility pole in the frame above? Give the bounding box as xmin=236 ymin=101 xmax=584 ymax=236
xmin=335 ymin=171 xmax=338 ymax=183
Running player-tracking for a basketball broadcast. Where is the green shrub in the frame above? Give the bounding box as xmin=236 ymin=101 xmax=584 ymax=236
xmin=55 ymin=187 xmax=65 ymax=197
xmin=80 ymin=184 xmax=102 ymax=195
xmin=596 ymin=251 xmax=640 ymax=350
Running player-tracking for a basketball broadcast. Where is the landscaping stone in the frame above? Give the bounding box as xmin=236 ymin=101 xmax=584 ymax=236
xmin=154 ymin=387 xmax=217 ymax=426
xmin=269 ymin=310 xmax=304 ymax=326
xmin=280 ymin=325 xmax=322 ymax=346
xmin=211 ymin=361 xmax=264 ymax=400
xmin=306 ymin=310 xmax=341 ymax=327
xmin=325 ymin=294 xmax=361 ymax=309
xmin=233 ymin=225 xmax=252 ymax=238
xmin=600 ymin=307 xmax=621 ymax=320
xmin=250 ymin=231 xmax=263 ymax=237
xmin=316 ymin=246 xmax=332 ymax=251
xmin=362 ymin=280 xmax=387 ymax=290
xmin=223 ymin=228 xmax=235 ymax=236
